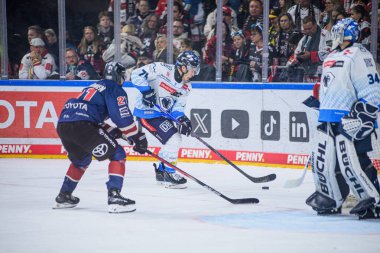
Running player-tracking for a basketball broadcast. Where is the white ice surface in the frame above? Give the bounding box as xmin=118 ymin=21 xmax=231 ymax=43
xmin=0 ymin=158 xmax=379 ymax=253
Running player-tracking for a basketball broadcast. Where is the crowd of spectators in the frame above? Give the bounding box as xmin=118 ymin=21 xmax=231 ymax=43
xmin=4 ymin=0 xmax=380 ymax=82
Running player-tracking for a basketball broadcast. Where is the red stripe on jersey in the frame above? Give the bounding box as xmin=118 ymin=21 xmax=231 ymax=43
xmin=108 ymin=160 xmax=125 ymax=177
xmin=182 ymin=83 xmax=189 ymax=90
xmin=323 ymin=60 xmax=336 ymax=68
xmin=20 ymin=63 xmax=24 ymax=71
xmin=122 ymin=124 xmax=138 ymax=138
xmin=66 ymin=163 xmax=85 ymax=181
xmin=140 ymin=118 xmax=157 ymax=132
xmin=159 ymin=82 xmax=177 ymax=94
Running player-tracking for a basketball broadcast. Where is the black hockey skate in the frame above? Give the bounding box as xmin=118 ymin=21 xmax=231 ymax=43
xmin=350 ymin=198 xmax=380 ymax=220
xmin=154 ymin=163 xmax=187 ymax=189
xmin=53 ymin=192 xmax=80 ymax=209
xmin=108 ymin=189 xmax=136 ymax=213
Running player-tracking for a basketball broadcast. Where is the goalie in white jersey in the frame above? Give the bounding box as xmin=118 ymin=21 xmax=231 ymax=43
xmin=305 ymin=18 xmax=380 ymax=219
xmin=131 ymin=51 xmax=200 ymax=188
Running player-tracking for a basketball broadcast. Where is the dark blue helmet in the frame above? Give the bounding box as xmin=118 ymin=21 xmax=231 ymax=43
xmin=175 ymin=51 xmax=200 ymax=75
xmin=103 ymin=62 xmax=126 ymax=85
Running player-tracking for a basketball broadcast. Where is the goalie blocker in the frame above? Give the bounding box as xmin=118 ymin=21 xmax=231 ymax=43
xmin=306 ymin=122 xmax=380 ymax=219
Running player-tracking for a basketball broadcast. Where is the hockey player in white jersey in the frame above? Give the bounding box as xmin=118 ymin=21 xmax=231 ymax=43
xmin=305 ymin=18 xmax=380 ymax=219
xmin=131 ymin=51 xmax=200 ymax=188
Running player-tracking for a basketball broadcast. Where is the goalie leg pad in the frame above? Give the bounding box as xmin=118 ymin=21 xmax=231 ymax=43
xmin=308 ymin=125 xmax=346 ymax=209
xmin=335 ymin=134 xmax=380 ymax=204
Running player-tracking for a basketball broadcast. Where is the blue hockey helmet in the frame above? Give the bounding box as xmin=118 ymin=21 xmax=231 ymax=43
xmin=103 ymin=62 xmax=126 ymax=85
xmin=331 ymin=18 xmax=360 ymax=46
xmin=175 ymin=50 xmax=200 ymax=76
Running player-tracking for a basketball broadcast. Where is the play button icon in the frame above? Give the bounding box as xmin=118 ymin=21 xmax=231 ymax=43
xmin=221 ymin=110 xmax=249 ymax=139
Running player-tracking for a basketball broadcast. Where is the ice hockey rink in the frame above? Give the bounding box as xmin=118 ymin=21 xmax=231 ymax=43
xmin=0 ymin=158 xmax=379 ymax=253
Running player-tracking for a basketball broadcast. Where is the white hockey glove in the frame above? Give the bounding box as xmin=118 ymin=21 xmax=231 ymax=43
xmin=339 ymin=101 xmax=379 ymax=141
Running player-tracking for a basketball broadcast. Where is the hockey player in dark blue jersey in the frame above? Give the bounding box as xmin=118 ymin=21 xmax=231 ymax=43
xmin=53 ymin=62 xmax=148 ymax=213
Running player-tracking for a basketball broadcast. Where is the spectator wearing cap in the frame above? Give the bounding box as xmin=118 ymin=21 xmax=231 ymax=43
xmin=205 ymin=6 xmax=239 ymax=40
xmin=203 ymin=0 xmax=238 ymax=39
xmin=19 ymin=38 xmax=58 ymax=79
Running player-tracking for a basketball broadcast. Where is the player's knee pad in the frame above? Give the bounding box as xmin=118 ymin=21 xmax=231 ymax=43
xmin=158 ymin=133 xmax=181 ymax=163
xmin=309 ymin=124 xmax=345 ymax=208
xmin=335 ymin=134 xmax=380 ymax=204
xmin=70 ymin=153 xmax=92 ymax=169
xmin=109 ymin=145 xmax=127 ymax=161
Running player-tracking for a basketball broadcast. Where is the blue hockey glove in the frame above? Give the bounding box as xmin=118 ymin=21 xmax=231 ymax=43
xmin=177 ymin=116 xmax=192 ymax=136
xmin=141 ymin=89 xmax=157 ymax=108
xmin=128 ymin=132 xmax=148 ymax=154
xmin=339 ymin=101 xmax=379 ymax=141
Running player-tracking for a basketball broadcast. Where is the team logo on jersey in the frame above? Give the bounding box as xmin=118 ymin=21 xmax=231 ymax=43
xmin=159 ymin=120 xmax=173 ymax=132
xmin=322 ymin=72 xmax=335 ymax=93
xmin=160 ymin=97 xmax=174 ymax=110
xmin=92 ymin=143 xmax=108 ymax=157
xmin=364 ymin=58 xmax=373 ymax=67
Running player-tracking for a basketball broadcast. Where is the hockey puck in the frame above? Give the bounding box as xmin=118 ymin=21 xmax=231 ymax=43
xmin=262 ymin=186 xmax=269 ymax=190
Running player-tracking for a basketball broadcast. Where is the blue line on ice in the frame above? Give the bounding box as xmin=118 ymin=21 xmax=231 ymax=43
xmin=201 ymin=211 xmax=380 ymax=234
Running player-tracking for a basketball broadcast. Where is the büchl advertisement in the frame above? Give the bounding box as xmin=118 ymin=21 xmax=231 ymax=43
xmin=0 ymin=83 xmax=319 ymax=168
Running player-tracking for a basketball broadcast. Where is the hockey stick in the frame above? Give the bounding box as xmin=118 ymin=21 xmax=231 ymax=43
xmin=283 ymin=155 xmax=311 ymax=188
xmin=154 ymin=104 xmax=276 ymax=183
xmin=145 ymin=149 xmax=259 ymax=204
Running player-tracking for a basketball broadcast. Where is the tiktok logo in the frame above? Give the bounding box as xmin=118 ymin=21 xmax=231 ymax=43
xmin=261 ymin=111 xmax=280 ymax=141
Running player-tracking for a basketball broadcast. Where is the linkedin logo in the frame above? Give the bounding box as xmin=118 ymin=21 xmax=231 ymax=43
xmin=221 ymin=110 xmax=249 ymax=139
xmin=289 ymin=112 xmax=309 ymax=142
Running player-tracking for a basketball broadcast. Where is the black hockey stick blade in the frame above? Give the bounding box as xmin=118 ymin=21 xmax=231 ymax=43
xmin=193 ymin=134 xmax=277 ymax=183
xmin=145 ymin=149 xmax=259 ymax=205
